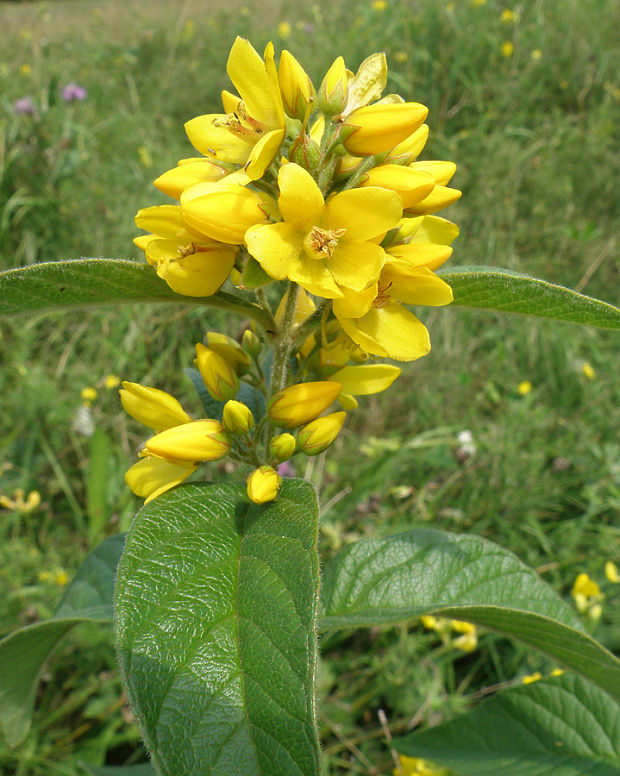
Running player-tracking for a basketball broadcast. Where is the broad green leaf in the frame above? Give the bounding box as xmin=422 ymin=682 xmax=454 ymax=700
xmin=320 ymin=528 xmax=620 ymax=701
xmin=115 ymin=480 xmax=321 ymax=776
xmin=0 ymin=260 xmax=273 ymax=330
xmin=440 ymin=266 xmax=620 ymax=328
xmin=394 ymin=673 xmax=620 ymax=776
xmin=0 ymin=534 xmax=124 ymax=746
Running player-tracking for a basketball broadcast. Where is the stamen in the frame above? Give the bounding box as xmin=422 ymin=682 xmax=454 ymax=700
xmin=305 ymin=226 xmax=347 ymax=259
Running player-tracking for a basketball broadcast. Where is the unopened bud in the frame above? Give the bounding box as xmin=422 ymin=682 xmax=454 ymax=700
xmin=342 ymin=102 xmax=428 ymax=156
xmin=290 ymin=134 xmax=322 ymax=172
xmin=297 ymin=411 xmax=346 ymax=456
xmin=279 ymin=50 xmax=316 ymax=121
xmin=318 ymin=56 xmax=348 ymax=115
xmin=242 ymin=329 xmax=262 ymax=358
xmin=145 ymin=419 xmax=231 ymax=462
xmin=206 ymin=331 xmax=252 ymax=373
xmin=222 ymin=400 xmax=254 ymax=434
xmin=246 ymin=465 xmax=281 ymax=504
xmin=268 ymin=381 xmax=342 ymax=428
xmin=195 ymin=343 xmax=239 ymax=401
xmin=269 ymin=433 xmax=297 ymax=462
xmin=120 ymin=381 xmax=191 ymax=431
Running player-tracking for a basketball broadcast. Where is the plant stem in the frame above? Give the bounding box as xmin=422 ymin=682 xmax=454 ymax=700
xmin=209 ymin=290 xmax=277 ymax=337
xmin=270 ymin=282 xmax=300 ymax=395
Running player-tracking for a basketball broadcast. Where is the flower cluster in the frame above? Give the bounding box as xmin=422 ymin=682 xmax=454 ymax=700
xmin=128 ymin=38 xmax=460 ymax=504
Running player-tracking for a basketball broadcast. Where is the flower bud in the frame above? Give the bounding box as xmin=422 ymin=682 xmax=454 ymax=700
xmin=246 ymin=465 xmax=281 ymax=504
xmin=297 ymin=411 xmax=346 ymax=456
xmin=222 ymin=400 xmax=254 ymax=434
xmin=145 ymin=419 xmax=230 ymax=462
xmin=242 ymin=329 xmax=262 ymax=358
xmin=269 ymin=433 xmax=297 ymax=462
xmin=206 ymin=332 xmax=252 ymax=373
xmin=289 ymin=134 xmax=322 ymax=172
xmin=341 ymin=102 xmax=429 ymax=156
xmin=268 ymin=381 xmax=342 ymax=428
xmin=279 ymin=50 xmax=316 ymax=121
xmin=120 ymin=381 xmax=191 ymax=431
xmin=195 ymin=343 xmax=239 ymax=401
xmin=318 ymin=56 xmax=348 ymax=115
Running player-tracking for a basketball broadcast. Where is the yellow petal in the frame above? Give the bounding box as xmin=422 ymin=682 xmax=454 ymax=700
xmin=407 ymin=215 xmax=460 ymax=246
xmin=120 ymin=381 xmax=191 ymax=430
xmin=338 ymin=304 xmax=431 ymax=361
xmin=221 ymin=89 xmax=241 ymax=113
xmin=288 ymin=253 xmax=343 ymax=298
xmin=343 ymin=102 xmax=429 ymax=156
xmin=405 ymin=186 xmax=462 ymax=215
xmin=184 ymin=114 xmax=253 ymax=164
xmin=386 ymin=123 xmax=429 ymax=163
xmin=245 ymin=222 xmax=303 ymax=280
xmin=278 ymin=163 xmax=325 ymax=232
xmin=329 ymin=364 xmax=401 ymax=395
xmin=181 ymin=183 xmax=270 ymax=244
xmin=134 ymin=234 xmax=159 ymax=263
xmin=410 ymin=160 xmax=457 ymax=186
xmin=387 ymin=242 xmax=453 ymax=271
xmin=332 ymin=283 xmax=377 ymax=318
xmin=381 ymin=265 xmax=454 ymax=306
xmin=154 ymin=160 xmax=228 ymax=200
xmin=227 ymin=37 xmax=284 ymax=129
xmin=245 ymin=128 xmax=285 ymax=179
xmin=146 ymin=419 xmax=230 ymax=462
xmin=330 ymin=240 xmax=385 ymax=291
xmin=275 ymin=286 xmax=317 ymax=327
xmin=135 ymin=205 xmax=185 ymax=239
xmin=125 ymin=456 xmax=196 ymax=503
xmin=159 ymin=247 xmax=237 ymax=297
xmin=360 ymin=164 xmax=435 ymax=208
xmin=323 ymin=187 xmax=401 ymax=240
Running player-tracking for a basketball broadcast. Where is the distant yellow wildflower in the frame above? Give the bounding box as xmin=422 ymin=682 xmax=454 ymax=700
xmin=372 ymin=0 xmax=387 ymax=10
xmin=396 ymin=754 xmax=452 ymax=775
xmin=278 ymin=21 xmax=292 ymax=39
xmin=104 ymin=374 xmax=120 ymax=389
xmin=518 ymin=380 xmax=532 ymax=395
xmin=501 ymin=41 xmax=515 ymax=57
xmin=522 ymin=672 xmax=542 ymax=684
xmin=581 ymin=362 xmax=595 ymax=379
xmin=531 ymin=49 xmax=543 ymax=60
xmin=81 ymin=386 xmax=98 ymax=405
xmin=605 ymin=561 xmax=619 ymax=583
xmin=138 ymin=146 xmax=153 ymax=168
xmin=500 ymin=9 xmax=518 ymax=22
xmin=20 ymin=63 xmax=32 ymax=76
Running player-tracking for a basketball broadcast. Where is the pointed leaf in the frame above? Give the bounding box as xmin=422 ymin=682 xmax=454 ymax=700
xmin=0 ymin=534 xmax=124 ymax=746
xmin=394 ymin=674 xmax=620 ymax=776
xmin=320 ymin=529 xmax=620 ymax=701
xmin=115 ymin=480 xmax=321 ymax=776
xmin=439 ymin=266 xmax=620 ymax=328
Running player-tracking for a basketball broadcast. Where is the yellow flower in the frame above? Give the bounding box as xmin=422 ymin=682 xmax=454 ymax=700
xmin=550 ymin=668 xmax=564 ymax=677
xmin=297 ymin=411 xmax=347 ymax=456
xmin=206 ymin=331 xmax=252 ymax=373
xmin=360 ymin=164 xmax=436 ymax=208
xmin=518 ymin=380 xmax=532 ymax=395
xmin=372 ymin=0 xmax=387 ymax=10
xmin=245 ymin=163 xmax=401 ymax=299
xmin=522 ymin=672 xmax=542 ymax=684
xmin=247 ymin=466 xmax=281 ymax=504
xmin=451 ymin=620 xmax=478 ymax=652
xmin=153 ymin=158 xmax=229 ymax=200
xmin=20 ymin=63 xmax=31 ymax=76
xmin=184 ymin=37 xmax=286 ymax=180
xmin=328 ymin=364 xmax=401 ymax=395
xmin=571 ymin=572 xmax=603 ymax=620
xmin=396 ymin=755 xmax=451 ymax=776
xmin=471 ymin=0 xmax=486 ymax=6
xmin=134 ymin=204 xmax=238 ymax=296
xmin=318 ymin=56 xmax=348 ymax=115
xmin=581 ymin=362 xmax=595 ymax=379
xmin=605 ymin=561 xmax=620 ymax=583
xmin=195 ymin=343 xmax=239 ymax=401
xmin=145 ymin=419 xmax=231 ymax=462
xmin=500 ymin=9 xmax=517 ymax=22
xmin=531 ymin=49 xmax=543 ymax=61
xmin=125 ymin=456 xmax=197 ymax=503
xmin=501 ymin=41 xmax=515 ymax=58
xmin=222 ymin=400 xmax=254 ymax=434
xmin=81 ymin=386 xmax=98 ymax=403
xmin=277 ymin=20 xmax=291 ymax=39
xmin=341 ymin=102 xmax=429 ymax=156
xmin=54 ymin=570 xmax=69 ymax=586
xmin=104 ymin=374 xmax=120 ymax=389
xmin=268 ymin=380 xmax=342 ymax=428
xmin=138 ymin=146 xmax=153 ymax=168
xmin=572 ymin=572 xmax=600 ymax=599
xmin=120 ymin=381 xmax=191 ymax=431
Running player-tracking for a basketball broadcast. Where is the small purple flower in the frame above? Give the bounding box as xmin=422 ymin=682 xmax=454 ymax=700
xmin=303 ymin=23 xmax=315 ymax=34
xmin=61 ymin=83 xmax=87 ymax=102
xmin=277 ymin=461 xmax=296 ymax=478
xmin=14 ymin=96 xmax=36 ymax=115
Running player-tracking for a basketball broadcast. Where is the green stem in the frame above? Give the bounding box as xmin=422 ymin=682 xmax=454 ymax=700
xmin=292 ymin=302 xmax=329 ymax=350
xmin=209 ymin=291 xmax=277 ymax=337
xmin=270 ymin=282 xmax=300 ymax=395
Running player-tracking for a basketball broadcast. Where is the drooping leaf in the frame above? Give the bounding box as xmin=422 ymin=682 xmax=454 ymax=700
xmin=393 ymin=673 xmax=620 ymax=776
xmin=0 ymin=260 xmax=272 ymax=329
xmin=0 ymin=534 xmax=124 ymax=746
xmin=320 ymin=528 xmax=620 ymax=701
xmin=440 ymin=266 xmax=620 ymax=328
xmin=115 ymin=480 xmax=321 ymax=776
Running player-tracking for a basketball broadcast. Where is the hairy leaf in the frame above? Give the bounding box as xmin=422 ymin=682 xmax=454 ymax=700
xmin=115 ymin=480 xmax=321 ymax=776
xmin=394 ymin=673 xmax=620 ymax=775
xmin=440 ymin=266 xmax=620 ymax=328
xmin=321 ymin=529 xmax=620 ymax=700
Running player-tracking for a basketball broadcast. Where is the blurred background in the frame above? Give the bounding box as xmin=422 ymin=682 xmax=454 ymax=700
xmin=0 ymin=0 xmax=619 ymax=773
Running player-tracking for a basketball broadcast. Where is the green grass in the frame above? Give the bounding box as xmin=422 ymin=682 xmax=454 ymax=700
xmin=1 ymin=0 xmax=619 ymax=772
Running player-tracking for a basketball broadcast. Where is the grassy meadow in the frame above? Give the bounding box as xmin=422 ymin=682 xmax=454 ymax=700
xmin=1 ymin=0 xmax=619 ymax=772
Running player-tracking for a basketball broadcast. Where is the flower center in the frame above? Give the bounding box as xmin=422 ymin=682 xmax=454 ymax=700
xmin=304 ymin=226 xmax=346 ymax=260
xmin=372 ymin=281 xmax=394 ymax=308
xmin=214 ymin=102 xmax=265 ymax=140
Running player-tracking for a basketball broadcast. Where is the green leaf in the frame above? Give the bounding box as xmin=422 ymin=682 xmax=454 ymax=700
xmin=440 ymin=266 xmax=620 ymax=328
xmin=320 ymin=528 xmax=620 ymax=701
xmin=0 ymin=260 xmax=274 ymax=330
xmin=81 ymin=765 xmax=155 ymax=776
xmin=0 ymin=534 xmax=124 ymax=746
xmin=393 ymin=673 xmax=620 ymax=776
xmin=115 ymin=480 xmax=321 ymax=776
